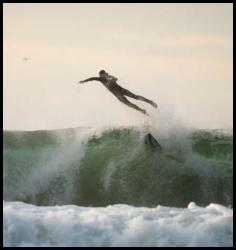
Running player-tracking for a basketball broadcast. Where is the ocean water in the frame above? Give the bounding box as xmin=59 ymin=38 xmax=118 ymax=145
xmin=3 ymin=126 xmax=233 ymax=247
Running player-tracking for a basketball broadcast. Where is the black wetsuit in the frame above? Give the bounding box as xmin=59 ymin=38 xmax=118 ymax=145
xmin=80 ymin=75 xmax=157 ymax=114
xmin=81 ymin=76 xmax=145 ymax=99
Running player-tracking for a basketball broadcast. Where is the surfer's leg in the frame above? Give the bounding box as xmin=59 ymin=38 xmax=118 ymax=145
xmin=115 ymin=94 xmax=148 ymax=115
xmin=121 ymin=88 xmax=157 ymax=108
xmin=136 ymin=95 xmax=158 ymax=108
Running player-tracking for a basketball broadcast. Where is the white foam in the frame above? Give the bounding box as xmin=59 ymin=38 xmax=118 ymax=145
xmin=3 ymin=201 xmax=232 ymax=247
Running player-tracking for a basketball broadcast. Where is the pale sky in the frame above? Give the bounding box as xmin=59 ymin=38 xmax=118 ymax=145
xmin=3 ymin=3 xmax=233 ymax=130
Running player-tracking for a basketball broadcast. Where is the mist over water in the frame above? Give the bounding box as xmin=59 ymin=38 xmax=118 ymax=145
xmin=3 ymin=124 xmax=233 ymax=247
xmin=3 ymin=124 xmax=232 ymax=208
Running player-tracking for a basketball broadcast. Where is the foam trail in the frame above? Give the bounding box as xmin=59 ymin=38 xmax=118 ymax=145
xmin=3 ymin=201 xmax=232 ymax=247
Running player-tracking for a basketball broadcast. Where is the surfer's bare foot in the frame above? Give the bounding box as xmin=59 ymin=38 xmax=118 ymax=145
xmin=151 ymin=101 xmax=158 ymax=108
xmin=141 ymin=109 xmax=149 ymax=116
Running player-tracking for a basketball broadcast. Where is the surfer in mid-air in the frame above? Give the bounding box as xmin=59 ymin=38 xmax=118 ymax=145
xmin=79 ymin=70 xmax=157 ymax=115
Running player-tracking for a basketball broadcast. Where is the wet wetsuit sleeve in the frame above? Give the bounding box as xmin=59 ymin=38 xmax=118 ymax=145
xmin=81 ymin=77 xmax=101 ymax=83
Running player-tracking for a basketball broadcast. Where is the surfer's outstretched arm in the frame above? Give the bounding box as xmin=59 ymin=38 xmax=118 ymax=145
xmin=79 ymin=77 xmax=101 ymax=84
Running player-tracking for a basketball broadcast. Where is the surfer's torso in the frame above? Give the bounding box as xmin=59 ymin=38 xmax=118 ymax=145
xmin=100 ymin=74 xmax=121 ymax=91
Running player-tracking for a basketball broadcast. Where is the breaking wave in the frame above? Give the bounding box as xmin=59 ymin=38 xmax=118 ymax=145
xmin=3 ymin=126 xmax=233 ymax=208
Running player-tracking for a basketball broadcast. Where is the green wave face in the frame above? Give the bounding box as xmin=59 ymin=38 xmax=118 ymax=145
xmin=3 ymin=127 xmax=233 ymax=207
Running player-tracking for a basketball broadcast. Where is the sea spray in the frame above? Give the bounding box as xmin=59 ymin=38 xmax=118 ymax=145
xmin=3 ymin=126 xmax=232 ymax=207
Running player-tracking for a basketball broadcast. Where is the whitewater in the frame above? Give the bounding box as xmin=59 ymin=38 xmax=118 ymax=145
xmin=3 ymin=201 xmax=232 ymax=247
xmin=3 ymin=117 xmax=233 ymax=247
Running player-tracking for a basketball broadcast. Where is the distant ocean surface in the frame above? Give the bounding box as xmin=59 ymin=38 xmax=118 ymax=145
xmin=3 ymin=126 xmax=233 ymax=247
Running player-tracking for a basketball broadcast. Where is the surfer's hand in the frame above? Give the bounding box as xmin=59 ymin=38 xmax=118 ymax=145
xmin=79 ymin=80 xmax=84 ymax=84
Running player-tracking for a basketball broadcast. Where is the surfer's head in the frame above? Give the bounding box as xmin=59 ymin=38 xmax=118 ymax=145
xmin=99 ymin=70 xmax=107 ymax=77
